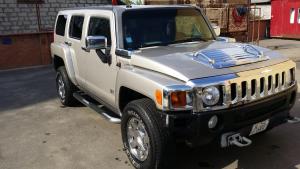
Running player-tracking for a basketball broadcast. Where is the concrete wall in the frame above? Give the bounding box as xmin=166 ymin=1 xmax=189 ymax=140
xmin=0 ymin=0 xmax=111 ymax=35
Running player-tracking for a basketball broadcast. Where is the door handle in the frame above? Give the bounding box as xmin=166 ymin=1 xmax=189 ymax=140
xmin=81 ymin=47 xmax=90 ymax=52
xmin=64 ymin=41 xmax=72 ymax=46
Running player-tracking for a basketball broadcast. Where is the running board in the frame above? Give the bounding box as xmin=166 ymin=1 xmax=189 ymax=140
xmin=287 ymin=116 xmax=300 ymax=124
xmin=73 ymin=92 xmax=121 ymax=124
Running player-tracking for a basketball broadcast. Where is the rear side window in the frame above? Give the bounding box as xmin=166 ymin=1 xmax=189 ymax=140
xmin=69 ymin=16 xmax=84 ymax=39
xmin=88 ymin=17 xmax=111 ymax=46
xmin=55 ymin=15 xmax=67 ymax=36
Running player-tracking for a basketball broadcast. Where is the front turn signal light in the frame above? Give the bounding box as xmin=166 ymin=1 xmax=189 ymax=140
xmin=155 ymin=90 xmax=163 ymax=106
xmin=171 ymin=91 xmax=187 ymax=108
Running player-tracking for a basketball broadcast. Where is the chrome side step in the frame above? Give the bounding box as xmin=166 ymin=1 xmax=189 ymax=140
xmin=287 ymin=116 xmax=300 ymax=124
xmin=73 ymin=92 xmax=121 ymax=124
xmin=221 ymin=133 xmax=252 ymax=148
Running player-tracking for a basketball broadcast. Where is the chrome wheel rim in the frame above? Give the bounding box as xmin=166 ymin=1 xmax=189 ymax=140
xmin=127 ymin=116 xmax=150 ymax=162
xmin=57 ymin=75 xmax=65 ymax=100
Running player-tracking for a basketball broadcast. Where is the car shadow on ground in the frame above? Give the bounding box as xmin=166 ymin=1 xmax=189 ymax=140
xmin=0 ymin=66 xmax=58 ymax=112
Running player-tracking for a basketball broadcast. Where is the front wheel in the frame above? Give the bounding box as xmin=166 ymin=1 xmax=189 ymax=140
xmin=121 ymin=98 xmax=174 ymax=169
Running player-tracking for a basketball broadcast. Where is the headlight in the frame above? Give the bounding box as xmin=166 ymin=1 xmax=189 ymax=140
xmin=201 ymin=86 xmax=220 ymax=106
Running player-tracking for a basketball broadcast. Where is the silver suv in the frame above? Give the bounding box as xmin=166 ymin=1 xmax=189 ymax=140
xmin=51 ymin=5 xmax=297 ymax=169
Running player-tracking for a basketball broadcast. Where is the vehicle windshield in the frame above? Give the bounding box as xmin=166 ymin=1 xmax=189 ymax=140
xmin=122 ymin=8 xmax=214 ymax=50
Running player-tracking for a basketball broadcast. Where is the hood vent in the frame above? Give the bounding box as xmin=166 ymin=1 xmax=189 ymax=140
xmin=193 ymin=45 xmax=269 ymax=69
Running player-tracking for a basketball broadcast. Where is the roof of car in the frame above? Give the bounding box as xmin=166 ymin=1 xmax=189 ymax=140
xmin=61 ymin=5 xmax=195 ymax=12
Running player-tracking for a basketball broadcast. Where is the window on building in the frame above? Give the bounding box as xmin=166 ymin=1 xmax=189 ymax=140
xmin=290 ymin=8 xmax=295 ymax=24
xmin=55 ymin=15 xmax=67 ymax=36
xmin=69 ymin=16 xmax=84 ymax=40
xmin=298 ymin=9 xmax=300 ymax=24
xmin=88 ymin=17 xmax=111 ymax=46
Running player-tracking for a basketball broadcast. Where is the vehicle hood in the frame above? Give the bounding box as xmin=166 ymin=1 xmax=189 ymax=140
xmin=130 ymin=41 xmax=289 ymax=82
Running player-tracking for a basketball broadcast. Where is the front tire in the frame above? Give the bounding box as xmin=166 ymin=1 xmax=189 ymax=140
xmin=121 ymin=98 xmax=174 ymax=169
xmin=56 ymin=66 xmax=78 ymax=106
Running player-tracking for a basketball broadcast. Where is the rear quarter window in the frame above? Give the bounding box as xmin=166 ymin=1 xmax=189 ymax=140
xmin=55 ymin=15 xmax=67 ymax=36
xmin=69 ymin=15 xmax=84 ymax=40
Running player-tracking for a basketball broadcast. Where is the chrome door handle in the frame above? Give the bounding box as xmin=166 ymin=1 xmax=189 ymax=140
xmin=64 ymin=41 xmax=72 ymax=46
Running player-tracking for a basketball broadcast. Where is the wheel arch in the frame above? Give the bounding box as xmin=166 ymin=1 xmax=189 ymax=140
xmin=51 ymin=43 xmax=78 ymax=85
xmin=118 ymin=86 xmax=154 ymax=112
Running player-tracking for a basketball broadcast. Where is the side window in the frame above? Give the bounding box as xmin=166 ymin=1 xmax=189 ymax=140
xmin=290 ymin=8 xmax=295 ymax=24
xmin=69 ymin=16 xmax=84 ymax=40
xmin=88 ymin=17 xmax=111 ymax=46
xmin=55 ymin=15 xmax=67 ymax=36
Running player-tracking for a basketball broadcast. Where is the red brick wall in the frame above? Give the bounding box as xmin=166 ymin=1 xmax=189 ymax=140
xmin=0 ymin=32 xmax=53 ymax=70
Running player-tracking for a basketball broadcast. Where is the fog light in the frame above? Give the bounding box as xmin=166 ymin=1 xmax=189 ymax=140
xmin=208 ymin=115 xmax=218 ymax=129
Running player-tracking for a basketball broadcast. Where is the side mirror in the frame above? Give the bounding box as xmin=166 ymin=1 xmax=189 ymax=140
xmin=85 ymin=36 xmax=107 ymax=50
xmin=212 ymin=24 xmax=221 ymax=37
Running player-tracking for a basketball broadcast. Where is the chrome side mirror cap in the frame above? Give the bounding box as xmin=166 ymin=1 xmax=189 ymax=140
xmin=212 ymin=24 xmax=221 ymax=37
xmin=85 ymin=36 xmax=107 ymax=50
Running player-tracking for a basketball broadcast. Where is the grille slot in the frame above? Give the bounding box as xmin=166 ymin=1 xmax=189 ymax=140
xmin=275 ymin=74 xmax=279 ymax=89
xmin=251 ymin=79 xmax=256 ymax=96
xmin=282 ymin=72 xmax=285 ymax=86
xmin=231 ymin=83 xmax=237 ymax=101
xmin=268 ymin=75 xmax=272 ymax=91
xmin=241 ymin=81 xmax=247 ymax=98
xmin=260 ymin=77 xmax=265 ymax=94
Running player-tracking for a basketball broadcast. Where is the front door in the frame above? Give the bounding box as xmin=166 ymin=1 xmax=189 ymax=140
xmin=82 ymin=12 xmax=118 ymax=107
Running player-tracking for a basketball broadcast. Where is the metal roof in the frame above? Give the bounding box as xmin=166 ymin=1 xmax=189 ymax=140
xmin=62 ymin=5 xmax=194 ymax=12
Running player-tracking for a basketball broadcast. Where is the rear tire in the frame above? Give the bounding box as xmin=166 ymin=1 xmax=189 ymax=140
xmin=56 ymin=66 xmax=78 ymax=106
xmin=121 ymin=98 xmax=174 ymax=169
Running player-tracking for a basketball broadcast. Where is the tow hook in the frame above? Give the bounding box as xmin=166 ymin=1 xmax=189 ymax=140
xmin=287 ymin=116 xmax=300 ymax=124
xmin=221 ymin=133 xmax=252 ymax=148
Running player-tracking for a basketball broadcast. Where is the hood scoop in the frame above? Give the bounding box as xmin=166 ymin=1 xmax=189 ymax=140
xmin=192 ymin=44 xmax=269 ymax=69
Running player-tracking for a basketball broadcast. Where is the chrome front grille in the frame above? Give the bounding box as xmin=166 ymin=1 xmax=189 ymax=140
xmin=191 ymin=60 xmax=296 ymax=112
xmin=225 ymin=68 xmax=295 ymax=105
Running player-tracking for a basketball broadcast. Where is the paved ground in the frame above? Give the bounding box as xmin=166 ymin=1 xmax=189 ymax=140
xmin=259 ymin=39 xmax=300 ymax=62
xmin=0 ymin=55 xmax=300 ymax=169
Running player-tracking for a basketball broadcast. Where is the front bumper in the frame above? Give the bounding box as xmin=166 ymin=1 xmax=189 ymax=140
xmin=162 ymin=84 xmax=297 ymax=146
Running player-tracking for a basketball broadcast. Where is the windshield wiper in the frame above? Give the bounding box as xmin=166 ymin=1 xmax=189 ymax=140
xmin=169 ymin=37 xmax=208 ymax=45
xmin=138 ymin=37 xmax=208 ymax=49
xmin=139 ymin=42 xmax=169 ymax=48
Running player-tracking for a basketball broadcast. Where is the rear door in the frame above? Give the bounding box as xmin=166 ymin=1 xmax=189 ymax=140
xmin=65 ymin=14 xmax=87 ymax=86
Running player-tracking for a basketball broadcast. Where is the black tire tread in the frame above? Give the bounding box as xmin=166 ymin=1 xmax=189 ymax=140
xmin=122 ymin=98 xmax=174 ymax=169
xmin=56 ymin=66 xmax=78 ymax=106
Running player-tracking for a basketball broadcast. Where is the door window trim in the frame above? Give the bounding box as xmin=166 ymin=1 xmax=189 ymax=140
xmin=87 ymin=16 xmax=112 ymax=46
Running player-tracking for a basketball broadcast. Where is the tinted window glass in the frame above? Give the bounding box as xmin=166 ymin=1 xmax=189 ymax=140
xmin=88 ymin=17 xmax=111 ymax=46
xmin=122 ymin=8 xmax=214 ymax=50
xmin=55 ymin=15 xmax=67 ymax=36
xmin=69 ymin=16 xmax=84 ymax=39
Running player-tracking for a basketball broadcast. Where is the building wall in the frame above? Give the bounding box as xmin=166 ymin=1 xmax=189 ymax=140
xmin=0 ymin=0 xmax=111 ymax=35
xmin=0 ymin=0 xmax=110 ymax=70
xmin=271 ymin=0 xmax=300 ymax=39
